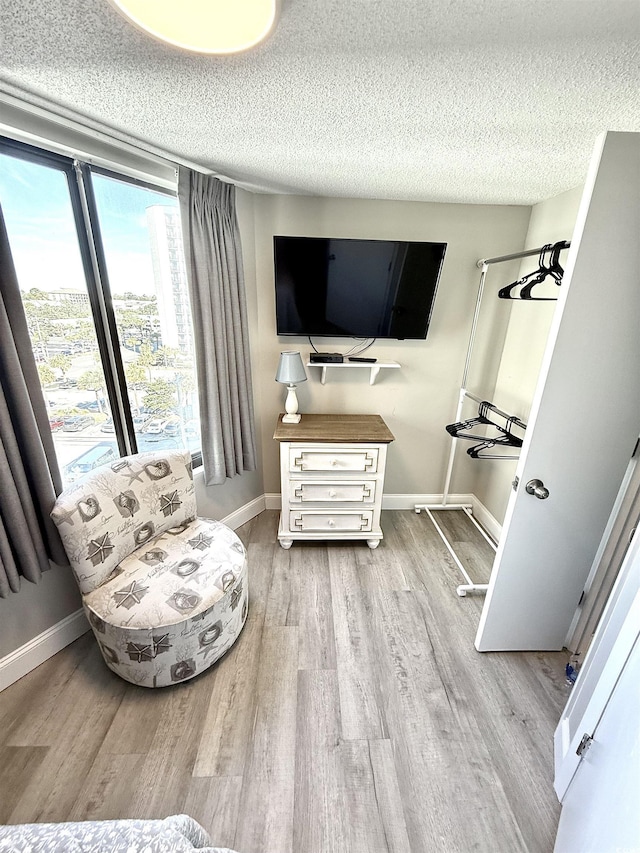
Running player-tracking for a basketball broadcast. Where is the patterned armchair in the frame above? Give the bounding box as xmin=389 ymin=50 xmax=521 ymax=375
xmin=50 ymin=450 xmax=248 ymax=688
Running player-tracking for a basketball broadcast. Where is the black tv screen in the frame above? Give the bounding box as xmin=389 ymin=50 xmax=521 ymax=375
xmin=274 ymin=236 xmax=447 ymax=340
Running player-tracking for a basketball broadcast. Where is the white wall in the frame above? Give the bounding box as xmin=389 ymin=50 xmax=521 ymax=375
xmin=474 ymin=186 xmax=583 ymax=522
xmin=0 ymin=567 xmax=81 ymax=660
xmin=251 ymin=194 xmax=531 ymax=500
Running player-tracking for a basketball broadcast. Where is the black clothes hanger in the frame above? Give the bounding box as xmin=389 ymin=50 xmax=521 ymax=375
xmin=466 ymin=411 xmax=524 ymax=459
xmin=445 ymin=401 xmax=500 ymax=440
xmin=519 ymin=242 xmax=566 ymax=300
xmin=498 ymin=241 xmax=569 ymax=301
xmin=446 ymin=403 xmax=524 ymax=448
xmin=467 ymin=440 xmax=521 ymax=460
xmin=497 ymin=244 xmax=550 ymax=300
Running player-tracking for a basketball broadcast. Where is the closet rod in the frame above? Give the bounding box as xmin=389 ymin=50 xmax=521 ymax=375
xmin=476 ymin=240 xmax=571 ymax=268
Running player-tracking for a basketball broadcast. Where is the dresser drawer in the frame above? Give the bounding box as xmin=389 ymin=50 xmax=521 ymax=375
xmin=288 ymin=480 xmax=376 ymax=504
xmin=288 ymin=510 xmax=374 ymax=533
xmin=289 ymin=447 xmax=379 ymax=474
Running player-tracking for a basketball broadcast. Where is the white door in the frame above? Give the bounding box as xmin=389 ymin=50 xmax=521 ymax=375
xmin=553 ymin=530 xmax=640 ymax=802
xmin=555 ymin=636 xmax=640 ymax=852
xmin=552 ymin=533 xmax=640 ymax=853
xmin=476 ymin=131 xmax=640 ymax=651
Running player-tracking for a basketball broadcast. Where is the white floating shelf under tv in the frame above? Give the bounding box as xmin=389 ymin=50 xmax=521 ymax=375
xmin=306 ymin=360 xmax=401 ymax=386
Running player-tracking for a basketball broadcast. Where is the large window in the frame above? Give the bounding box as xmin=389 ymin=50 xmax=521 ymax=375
xmin=0 ymin=137 xmax=201 ymax=487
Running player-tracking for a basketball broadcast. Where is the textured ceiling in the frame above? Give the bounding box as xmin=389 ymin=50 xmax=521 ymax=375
xmin=1 ymin=0 xmax=639 ymax=204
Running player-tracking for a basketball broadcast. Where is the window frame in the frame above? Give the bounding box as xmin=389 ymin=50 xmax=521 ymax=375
xmin=0 ymin=134 xmax=202 ymax=469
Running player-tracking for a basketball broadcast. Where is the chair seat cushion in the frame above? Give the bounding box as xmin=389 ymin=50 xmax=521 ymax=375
xmin=84 ymin=517 xmax=245 ymax=629
xmin=81 ymin=517 xmax=249 ymax=687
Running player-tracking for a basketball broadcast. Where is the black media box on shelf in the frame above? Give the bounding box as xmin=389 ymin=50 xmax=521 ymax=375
xmin=309 ymin=352 xmax=344 ymax=363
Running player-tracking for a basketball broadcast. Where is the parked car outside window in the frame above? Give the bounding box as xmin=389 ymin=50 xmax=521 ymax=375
xmin=163 ymin=418 xmax=182 ymax=436
xmin=62 ymin=415 xmax=94 ymax=432
xmin=142 ymin=418 xmax=164 ymax=434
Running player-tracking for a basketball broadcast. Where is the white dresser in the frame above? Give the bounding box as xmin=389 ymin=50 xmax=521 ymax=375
xmin=274 ymin=414 xmax=394 ymax=549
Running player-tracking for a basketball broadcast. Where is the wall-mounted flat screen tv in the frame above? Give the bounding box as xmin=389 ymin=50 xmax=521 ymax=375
xmin=274 ymin=236 xmax=447 ymax=340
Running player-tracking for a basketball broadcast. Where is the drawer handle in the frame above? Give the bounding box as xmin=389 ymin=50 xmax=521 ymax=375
xmin=329 ymin=490 xmax=337 ymax=498
xmin=327 ymin=519 xmax=335 ymax=528
xmin=330 ymin=459 xmax=338 ymax=467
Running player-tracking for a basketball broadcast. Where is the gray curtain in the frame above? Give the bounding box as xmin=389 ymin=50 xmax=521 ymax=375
xmin=0 ymin=205 xmax=68 ymax=597
xmin=178 ymin=171 xmax=257 ymax=486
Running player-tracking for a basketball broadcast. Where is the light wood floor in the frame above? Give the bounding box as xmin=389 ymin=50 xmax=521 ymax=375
xmin=0 ymin=510 xmax=570 ymax=852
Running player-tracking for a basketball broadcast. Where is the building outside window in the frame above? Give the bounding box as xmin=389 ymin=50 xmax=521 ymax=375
xmin=0 ymin=137 xmax=202 ymax=488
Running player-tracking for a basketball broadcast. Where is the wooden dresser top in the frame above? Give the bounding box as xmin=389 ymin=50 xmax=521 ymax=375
xmin=273 ymin=413 xmax=394 ymax=444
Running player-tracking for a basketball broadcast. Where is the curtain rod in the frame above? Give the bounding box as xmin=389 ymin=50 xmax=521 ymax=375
xmin=477 ymin=240 xmax=571 ymax=269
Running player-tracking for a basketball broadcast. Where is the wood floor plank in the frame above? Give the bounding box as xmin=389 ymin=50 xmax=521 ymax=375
xmin=183 ymin=777 xmax=243 ymax=852
xmin=193 ymin=528 xmax=275 ymax=778
xmin=8 ymin=655 xmax=126 ymax=824
xmin=432 ymin=509 xmax=496 ymax=584
xmin=391 ymin=510 xmax=473 ymax=600
xmin=338 ymin=740 xmax=406 ymax=853
xmin=294 ymin=545 xmax=337 ymax=671
xmin=369 ymin=586 xmax=528 ymax=852
xmin=413 ymin=584 xmax=564 ymax=853
xmin=0 ymin=745 xmax=48 ymax=823
xmin=328 ymin=547 xmax=388 ymax=740
xmin=360 ymin=515 xmax=411 ymax=593
xmin=98 ymin=683 xmax=168 ymax=755
xmin=128 ymin=675 xmax=214 ymax=818
xmin=264 ymin=540 xmax=298 ymax=627
xmin=3 ymin=632 xmax=96 ymax=747
xmin=366 ymin=739 xmax=412 ymax=853
xmin=66 ymin=753 xmax=146 ymax=822
xmin=293 ymin=669 xmax=347 ymax=853
xmin=234 ymin=626 xmax=298 ymax=853
xmin=192 ymin=605 xmax=264 ymax=777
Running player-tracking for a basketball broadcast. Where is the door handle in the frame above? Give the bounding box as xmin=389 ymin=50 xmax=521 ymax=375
xmin=526 ymin=478 xmax=550 ymax=500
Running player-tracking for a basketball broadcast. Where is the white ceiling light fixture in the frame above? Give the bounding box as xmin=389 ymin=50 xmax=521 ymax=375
xmin=107 ymin=0 xmax=279 ymax=54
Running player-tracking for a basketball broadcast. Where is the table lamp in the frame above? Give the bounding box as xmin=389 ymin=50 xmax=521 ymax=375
xmin=275 ymin=351 xmax=307 ymax=423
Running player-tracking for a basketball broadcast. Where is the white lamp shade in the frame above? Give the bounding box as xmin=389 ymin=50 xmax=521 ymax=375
xmin=275 ymin=351 xmax=307 ymax=385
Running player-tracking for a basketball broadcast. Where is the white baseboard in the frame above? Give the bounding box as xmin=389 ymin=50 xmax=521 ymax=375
xmin=264 ymin=493 xmax=282 ymax=511
xmin=0 ymin=608 xmax=89 ymax=692
xmin=220 ymin=494 xmax=267 ymax=530
xmin=469 ymin=498 xmax=502 ymax=544
xmin=383 ymin=493 xmax=475 ymax=509
xmin=1 ymin=493 xmax=501 ymax=691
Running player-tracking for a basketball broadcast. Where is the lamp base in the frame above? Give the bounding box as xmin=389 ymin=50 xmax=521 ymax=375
xmin=282 ymin=412 xmax=302 ymax=424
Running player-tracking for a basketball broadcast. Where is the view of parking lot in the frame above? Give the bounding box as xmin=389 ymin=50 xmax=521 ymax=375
xmin=34 ymin=280 xmax=202 ymax=487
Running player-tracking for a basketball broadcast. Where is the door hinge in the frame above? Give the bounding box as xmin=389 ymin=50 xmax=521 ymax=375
xmin=576 ymin=733 xmax=593 ymax=757
xmin=512 ymin=476 xmax=519 ymax=492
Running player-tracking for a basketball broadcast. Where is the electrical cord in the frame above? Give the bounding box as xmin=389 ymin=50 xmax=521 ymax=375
xmin=308 ymin=336 xmax=376 ymax=356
